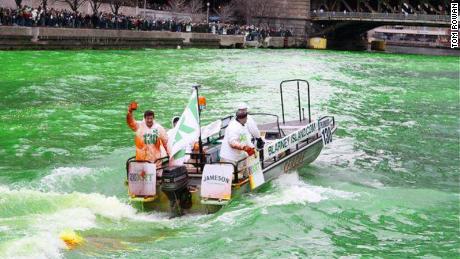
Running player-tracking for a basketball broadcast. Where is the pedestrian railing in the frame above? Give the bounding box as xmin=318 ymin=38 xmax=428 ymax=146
xmin=310 ymin=12 xmax=450 ymax=23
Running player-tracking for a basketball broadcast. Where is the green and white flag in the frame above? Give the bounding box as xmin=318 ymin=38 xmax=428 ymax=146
xmin=170 ymin=89 xmax=200 ymax=165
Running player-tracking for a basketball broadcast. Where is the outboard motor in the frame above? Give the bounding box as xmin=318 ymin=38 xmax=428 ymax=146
xmin=161 ymin=165 xmax=192 ymax=217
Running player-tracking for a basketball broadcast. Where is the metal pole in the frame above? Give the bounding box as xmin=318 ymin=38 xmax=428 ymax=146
xmin=307 ymin=81 xmax=311 ymax=123
xmin=280 ymin=83 xmax=285 ymax=124
xmin=192 ymin=85 xmax=204 ymax=169
xmin=297 ymin=81 xmax=301 ymax=122
xmin=206 ymin=2 xmax=210 ymax=23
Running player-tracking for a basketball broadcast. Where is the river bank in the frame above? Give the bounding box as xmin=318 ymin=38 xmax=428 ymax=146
xmin=1 ymin=26 xmax=459 ymax=57
xmin=0 ymin=26 xmax=245 ymax=50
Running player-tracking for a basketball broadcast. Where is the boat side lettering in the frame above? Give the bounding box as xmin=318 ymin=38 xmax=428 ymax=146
xmin=264 ymin=121 xmax=319 ymax=159
xmin=268 ymin=136 xmax=290 ymax=157
xmin=283 ymin=150 xmax=306 ymax=172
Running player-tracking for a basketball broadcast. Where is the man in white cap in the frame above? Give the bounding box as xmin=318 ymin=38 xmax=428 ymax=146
xmin=236 ymin=103 xmax=265 ymax=150
xmin=219 ymin=103 xmax=264 ymax=180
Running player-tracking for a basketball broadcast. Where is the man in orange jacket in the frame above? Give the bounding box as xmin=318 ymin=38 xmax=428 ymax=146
xmin=126 ymin=102 xmax=170 ymax=167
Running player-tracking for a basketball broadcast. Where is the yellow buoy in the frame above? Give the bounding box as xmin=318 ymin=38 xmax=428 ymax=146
xmin=59 ymin=229 xmax=84 ymax=249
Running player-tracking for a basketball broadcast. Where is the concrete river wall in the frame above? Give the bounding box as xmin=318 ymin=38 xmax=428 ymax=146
xmin=0 ymin=26 xmax=246 ymax=50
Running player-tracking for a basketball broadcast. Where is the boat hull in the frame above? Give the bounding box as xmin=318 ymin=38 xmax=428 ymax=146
xmin=129 ymin=137 xmax=326 ymax=214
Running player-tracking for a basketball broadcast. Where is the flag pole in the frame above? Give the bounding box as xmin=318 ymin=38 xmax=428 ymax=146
xmin=192 ymin=85 xmax=204 ymax=169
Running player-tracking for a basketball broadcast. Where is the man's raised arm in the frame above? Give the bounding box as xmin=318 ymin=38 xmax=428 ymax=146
xmin=126 ymin=102 xmax=138 ymax=131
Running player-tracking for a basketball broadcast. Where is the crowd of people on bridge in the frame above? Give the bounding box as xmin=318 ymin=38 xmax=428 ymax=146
xmin=0 ymin=6 xmax=293 ymax=40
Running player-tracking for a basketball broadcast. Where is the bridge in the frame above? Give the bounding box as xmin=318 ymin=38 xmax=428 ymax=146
xmin=310 ymin=11 xmax=449 ymax=25
xmin=256 ymin=0 xmax=451 ymax=49
xmin=308 ymin=10 xmax=450 ymax=49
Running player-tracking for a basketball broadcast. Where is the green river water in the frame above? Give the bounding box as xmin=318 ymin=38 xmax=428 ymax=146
xmin=0 ymin=49 xmax=459 ymax=258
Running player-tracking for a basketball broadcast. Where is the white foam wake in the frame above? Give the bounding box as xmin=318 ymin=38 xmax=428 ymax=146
xmin=206 ymin=172 xmax=358 ymax=229
xmin=252 ymin=172 xmax=358 ymax=207
xmin=37 ymin=166 xmax=117 ymax=194
xmin=0 ymin=186 xmax=167 ymax=259
xmin=39 ymin=167 xmax=95 ymax=190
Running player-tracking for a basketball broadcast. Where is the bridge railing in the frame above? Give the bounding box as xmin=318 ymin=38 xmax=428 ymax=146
xmin=310 ymin=12 xmax=450 ymax=23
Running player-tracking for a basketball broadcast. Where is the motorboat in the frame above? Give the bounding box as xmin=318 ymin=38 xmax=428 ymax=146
xmin=125 ymin=79 xmax=337 ymax=216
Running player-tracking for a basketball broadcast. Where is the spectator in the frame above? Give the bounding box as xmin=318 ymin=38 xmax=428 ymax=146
xmin=0 ymin=6 xmax=294 ymax=38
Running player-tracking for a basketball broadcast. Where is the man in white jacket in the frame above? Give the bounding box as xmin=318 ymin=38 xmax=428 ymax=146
xmin=220 ymin=103 xmax=264 ymax=180
xmin=236 ymin=103 xmax=265 ymax=150
xmin=220 ymin=109 xmax=255 ymax=164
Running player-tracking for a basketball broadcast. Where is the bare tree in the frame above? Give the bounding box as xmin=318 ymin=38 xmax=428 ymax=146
xmin=58 ymin=0 xmax=87 ymax=14
xmin=39 ymin=0 xmax=53 ymax=26
xmin=234 ymin=0 xmax=277 ymax=24
xmin=167 ymin=0 xmax=187 ymax=13
xmin=88 ymin=0 xmax=103 ymax=15
xmin=186 ymin=0 xmax=203 ymax=14
xmin=39 ymin=0 xmax=49 ymax=12
xmin=109 ymin=0 xmax=134 ymax=16
xmin=183 ymin=0 xmax=204 ymax=22
xmin=15 ymin=0 xmax=23 ymax=8
xmin=215 ymin=2 xmax=237 ymax=23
